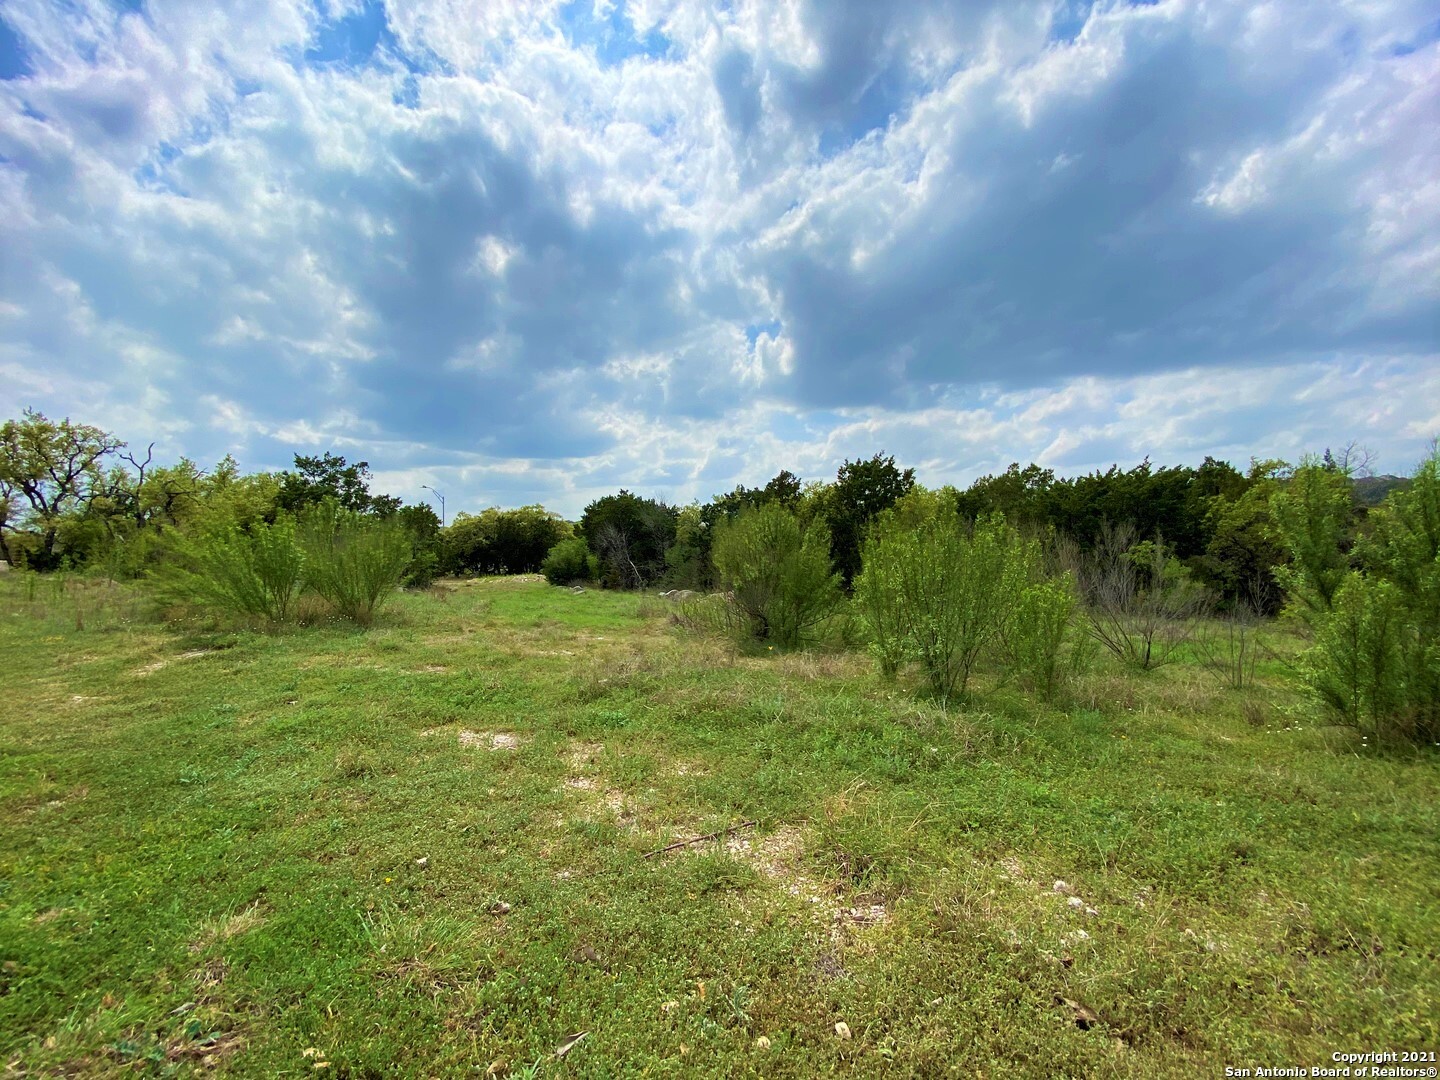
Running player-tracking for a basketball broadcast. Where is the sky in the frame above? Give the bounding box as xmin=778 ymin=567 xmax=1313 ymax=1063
xmin=0 ymin=0 xmax=1437 ymax=518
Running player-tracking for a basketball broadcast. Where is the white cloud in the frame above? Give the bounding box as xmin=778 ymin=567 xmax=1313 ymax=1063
xmin=0 ymin=0 xmax=1434 ymax=513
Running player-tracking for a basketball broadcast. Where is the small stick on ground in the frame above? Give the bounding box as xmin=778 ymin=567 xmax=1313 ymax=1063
xmin=643 ymin=821 xmax=758 ymax=859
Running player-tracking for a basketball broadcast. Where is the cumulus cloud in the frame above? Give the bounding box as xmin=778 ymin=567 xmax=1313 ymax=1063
xmin=0 ymin=0 xmax=1435 ymax=516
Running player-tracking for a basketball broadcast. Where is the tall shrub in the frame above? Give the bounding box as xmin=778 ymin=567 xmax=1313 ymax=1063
xmin=711 ymin=503 xmax=841 ymax=649
xmin=1290 ymin=449 xmax=1440 ymax=743
xmin=1000 ymin=572 xmax=1079 ymax=702
xmin=855 ymin=511 xmax=1024 ymax=702
xmin=299 ymin=501 xmax=411 ymax=624
xmin=1270 ymin=458 xmax=1356 ymax=623
xmin=159 ymin=515 xmax=305 ymax=624
xmin=542 ymin=536 xmax=597 ymax=585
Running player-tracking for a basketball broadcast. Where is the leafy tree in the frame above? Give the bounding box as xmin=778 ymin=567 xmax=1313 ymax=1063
xmin=711 ymin=503 xmax=841 ymax=648
xmin=276 ymin=453 xmax=397 ymax=515
xmin=823 ymin=453 xmax=916 ymax=587
xmin=762 ymin=469 xmax=802 ymax=507
xmin=579 ymin=491 xmax=677 ymax=589
xmin=0 ymin=410 xmax=124 ymax=569
xmin=443 ymin=506 xmax=572 ymax=576
xmin=395 ymin=503 xmax=443 ymax=588
xmin=193 ymin=456 xmax=283 ymax=532
xmin=954 ymin=462 xmax=1056 ymax=527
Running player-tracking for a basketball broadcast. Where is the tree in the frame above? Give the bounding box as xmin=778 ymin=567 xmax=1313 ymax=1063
xmin=443 ymin=506 xmax=572 ymax=576
xmin=395 ymin=503 xmax=444 ymax=587
xmin=276 ymin=452 xmax=393 ymax=515
xmin=579 ymin=491 xmax=677 ymax=589
xmin=823 ymin=453 xmax=916 ymax=587
xmin=954 ymin=462 xmax=1055 ymax=526
xmin=1270 ymin=456 xmax=1358 ymax=624
xmin=0 ymin=410 xmax=124 ymax=569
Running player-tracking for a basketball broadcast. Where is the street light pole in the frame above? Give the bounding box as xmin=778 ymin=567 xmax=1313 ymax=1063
xmin=421 ymin=485 xmax=445 ymax=527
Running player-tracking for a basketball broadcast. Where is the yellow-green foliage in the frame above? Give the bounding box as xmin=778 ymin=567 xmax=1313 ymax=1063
xmin=158 ymin=514 xmax=306 ymax=624
xmin=298 ymin=502 xmax=412 ymax=625
xmin=711 ymin=502 xmax=841 ymax=649
xmin=856 ymin=504 xmax=1034 ymax=702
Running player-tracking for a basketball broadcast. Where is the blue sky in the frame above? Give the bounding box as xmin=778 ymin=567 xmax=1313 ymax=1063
xmin=0 ymin=0 xmax=1436 ymax=517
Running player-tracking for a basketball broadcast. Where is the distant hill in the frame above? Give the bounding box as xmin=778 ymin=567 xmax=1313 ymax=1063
xmin=1352 ymin=474 xmax=1410 ymax=506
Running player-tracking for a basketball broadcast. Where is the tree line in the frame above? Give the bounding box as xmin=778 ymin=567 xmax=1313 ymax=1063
xmin=2 ymin=408 xmax=1434 ymax=745
xmin=0 ymin=409 xmax=1414 ymax=608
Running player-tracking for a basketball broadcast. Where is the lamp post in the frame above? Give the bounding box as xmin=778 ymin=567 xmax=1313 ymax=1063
xmin=421 ymin=485 xmax=445 ymax=527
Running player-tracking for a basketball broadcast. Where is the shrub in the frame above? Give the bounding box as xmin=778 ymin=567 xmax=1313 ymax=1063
xmin=710 ymin=503 xmax=841 ymax=649
xmin=298 ymin=502 xmax=411 ymax=625
xmin=1303 ymin=574 xmax=1405 ymax=736
xmin=1000 ymin=573 xmax=1079 ymax=702
xmin=1270 ymin=457 xmax=1357 ymax=623
xmin=1193 ymin=606 xmax=1264 ymax=691
xmin=158 ymin=515 xmax=306 ymax=624
xmin=852 ymin=530 xmax=912 ymax=678
xmin=856 ymin=510 xmax=1025 ymax=702
xmin=401 ymin=549 xmax=440 ymax=590
xmin=1069 ymin=523 xmax=1209 ymax=671
xmin=542 ymin=537 xmax=597 ymax=585
xmin=1291 ymin=448 xmax=1440 ymax=744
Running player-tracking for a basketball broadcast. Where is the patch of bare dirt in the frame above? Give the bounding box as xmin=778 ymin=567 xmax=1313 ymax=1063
xmin=459 ymin=730 xmax=524 ymax=751
xmin=134 ymin=650 xmax=211 ymax=676
xmin=564 ymin=741 xmax=605 ymax=768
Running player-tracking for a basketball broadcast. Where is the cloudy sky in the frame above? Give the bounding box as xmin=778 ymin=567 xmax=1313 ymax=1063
xmin=0 ymin=0 xmax=1436 ymax=516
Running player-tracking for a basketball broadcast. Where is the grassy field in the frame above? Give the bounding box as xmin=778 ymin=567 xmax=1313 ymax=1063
xmin=1 ymin=574 xmax=1437 ymax=1077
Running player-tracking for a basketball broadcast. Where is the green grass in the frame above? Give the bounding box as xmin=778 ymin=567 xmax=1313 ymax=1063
xmin=1 ymin=574 xmax=1437 ymax=1077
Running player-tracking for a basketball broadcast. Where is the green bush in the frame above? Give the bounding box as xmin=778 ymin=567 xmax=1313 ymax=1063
xmin=401 ymin=549 xmax=440 ymax=590
xmin=1292 ymin=449 xmax=1440 ymax=744
xmin=1000 ymin=573 xmax=1079 ymax=702
xmin=298 ymin=502 xmax=411 ymax=625
xmin=158 ymin=515 xmax=306 ymax=624
xmin=542 ymin=537 xmax=597 ymax=585
xmin=1271 ymin=458 xmax=1356 ymax=623
xmin=710 ymin=503 xmax=841 ymax=649
xmin=855 ymin=509 xmax=1025 ymax=702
